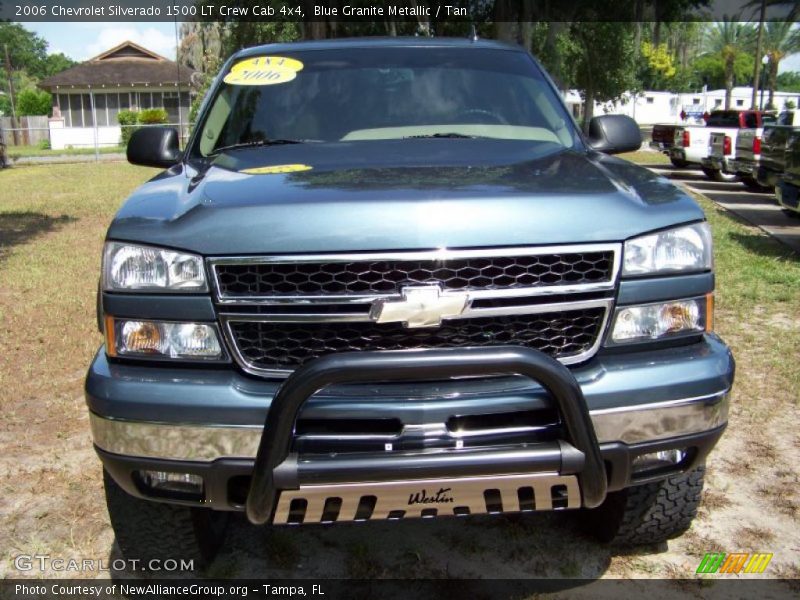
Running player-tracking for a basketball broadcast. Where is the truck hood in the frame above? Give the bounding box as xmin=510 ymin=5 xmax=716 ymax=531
xmin=109 ymin=139 xmax=704 ymax=255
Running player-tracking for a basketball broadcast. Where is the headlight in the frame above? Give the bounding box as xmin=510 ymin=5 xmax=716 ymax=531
xmin=105 ymin=317 xmax=226 ymax=361
xmin=609 ymin=296 xmax=711 ymax=344
xmin=623 ymin=223 xmax=712 ymax=276
xmin=102 ymin=242 xmax=207 ymax=292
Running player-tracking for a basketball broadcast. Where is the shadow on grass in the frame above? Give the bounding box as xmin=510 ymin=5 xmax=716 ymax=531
xmin=729 ymin=231 xmax=799 ymax=261
xmin=0 ymin=211 xmax=76 ymax=260
xmin=107 ymin=510 xmax=671 ymax=593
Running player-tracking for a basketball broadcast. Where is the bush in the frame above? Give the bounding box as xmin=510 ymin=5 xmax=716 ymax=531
xmin=118 ymin=110 xmax=139 ymax=146
xmin=119 ymin=108 xmax=171 ymax=146
xmin=37 ymin=138 xmax=51 ymax=150
xmin=17 ymin=89 xmax=52 ymax=116
xmin=138 ymin=108 xmax=169 ymax=125
xmin=785 ymin=100 xmax=796 ymax=110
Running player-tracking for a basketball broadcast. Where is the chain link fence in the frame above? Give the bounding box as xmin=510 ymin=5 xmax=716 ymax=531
xmin=0 ymin=120 xmax=192 ymax=165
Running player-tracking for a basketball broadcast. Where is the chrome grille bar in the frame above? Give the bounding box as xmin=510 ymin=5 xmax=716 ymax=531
xmin=208 ymin=243 xmax=621 ymax=305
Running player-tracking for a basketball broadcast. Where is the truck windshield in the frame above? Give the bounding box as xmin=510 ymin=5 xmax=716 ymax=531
xmin=192 ymin=46 xmax=579 ymax=158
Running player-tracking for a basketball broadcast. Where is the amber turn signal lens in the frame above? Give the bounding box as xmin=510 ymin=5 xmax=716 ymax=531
xmin=706 ymin=293 xmax=714 ymax=332
xmin=104 ymin=315 xmax=117 ymax=357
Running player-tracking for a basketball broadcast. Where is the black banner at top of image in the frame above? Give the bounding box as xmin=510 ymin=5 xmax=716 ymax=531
xmin=3 ymin=0 xmax=800 ymax=23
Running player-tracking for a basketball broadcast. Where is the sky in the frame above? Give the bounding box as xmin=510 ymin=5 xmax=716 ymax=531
xmin=24 ymin=21 xmax=800 ymax=73
xmin=26 ymin=22 xmax=180 ymax=62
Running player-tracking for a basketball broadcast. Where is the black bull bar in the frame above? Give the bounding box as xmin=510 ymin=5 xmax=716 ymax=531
xmin=246 ymin=346 xmax=608 ymax=525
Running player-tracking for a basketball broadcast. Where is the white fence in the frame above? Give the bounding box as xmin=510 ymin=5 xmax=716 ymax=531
xmin=0 ymin=122 xmax=192 ymax=162
xmin=0 ymin=116 xmax=50 ymax=146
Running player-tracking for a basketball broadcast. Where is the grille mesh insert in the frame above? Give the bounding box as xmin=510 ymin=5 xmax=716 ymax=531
xmin=228 ymin=308 xmax=605 ymax=372
xmin=215 ymin=252 xmax=614 ymax=297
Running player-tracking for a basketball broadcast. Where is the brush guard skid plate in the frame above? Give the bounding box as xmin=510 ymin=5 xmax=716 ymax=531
xmin=245 ymin=346 xmax=607 ymax=525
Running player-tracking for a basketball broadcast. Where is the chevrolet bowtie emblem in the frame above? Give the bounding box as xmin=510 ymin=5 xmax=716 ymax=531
xmin=370 ymin=286 xmax=469 ymax=328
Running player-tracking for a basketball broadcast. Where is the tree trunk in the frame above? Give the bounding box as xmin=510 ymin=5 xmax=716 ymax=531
xmin=584 ymin=87 xmax=595 ymax=135
xmin=543 ymin=22 xmax=565 ymax=90
xmin=493 ymin=0 xmax=517 ymax=43
xmin=725 ymin=62 xmax=734 ymax=110
xmin=768 ymin=59 xmax=779 ymax=109
xmin=518 ymin=0 xmax=534 ymax=51
xmin=633 ymin=0 xmax=643 ymax=57
xmin=751 ymin=0 xmax=767 ymax=109
xmin=652 ymin=0 xmax=662 ymax=47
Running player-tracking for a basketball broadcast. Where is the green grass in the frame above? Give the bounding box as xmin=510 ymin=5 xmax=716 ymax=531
xmin=617 ymin=150 xmax=671 ymax=165
xmin=0 ymin=163 xmax=154 ymax=430
xmin=6 ymin=145 xmax=125 ymax=158
xmin=692 ymin=191 xmax=800 ymax=408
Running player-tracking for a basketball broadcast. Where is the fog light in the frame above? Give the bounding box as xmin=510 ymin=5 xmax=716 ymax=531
xmin=632 ymin=449 xmax=686 ymax=473
xmin=139 ymin=470 xmax=204 ymax=495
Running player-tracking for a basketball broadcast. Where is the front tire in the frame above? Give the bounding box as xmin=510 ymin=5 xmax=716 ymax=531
xmin=702 ymin=167 xmax=738 ymax=183
xmin=741 ymin=176 xmax=772 ymax=192
xmin=581 ymin=465 xmax=704 ymax=546
xmin=104 ymin=470 xmax=228 ymax=570
xmin=670 ymin=157 xmax=690 ymax=168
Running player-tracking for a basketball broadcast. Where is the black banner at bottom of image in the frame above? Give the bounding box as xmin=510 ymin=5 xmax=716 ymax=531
xmin=1 ymin=579 xmax=799 ymax=600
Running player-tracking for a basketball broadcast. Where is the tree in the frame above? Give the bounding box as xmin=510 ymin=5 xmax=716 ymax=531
xmin=0 ymin=93 xmax=11 ymax=117
xmin=703 ymin=19 xmax=756 ymax=109
xmin=571 ymin=22 xmax=638 ymax=132
xmin=16 ymin=88 xmax=50 ymax=116
xmin=638 ymin=41 xmax=678 ymax=90
xmin=40 ymin=53 xmax=77 ymax=78
xmin=777 ymin=71 xmax=800 ymax=92
xmin=762 ymin=20 xmax=800 ymax=108
xmin=691 ymin=52 xmax=755 ymax=91
xmin=0 ymin=23 xmax=48 ymax=76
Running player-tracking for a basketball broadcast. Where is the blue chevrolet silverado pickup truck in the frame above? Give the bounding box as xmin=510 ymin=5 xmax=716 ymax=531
xmin=86 ymin=38 xmax=734 ymax=566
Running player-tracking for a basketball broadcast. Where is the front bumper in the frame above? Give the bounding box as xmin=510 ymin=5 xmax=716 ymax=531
xmin=88 ymin=335 xmax=734 ymax=516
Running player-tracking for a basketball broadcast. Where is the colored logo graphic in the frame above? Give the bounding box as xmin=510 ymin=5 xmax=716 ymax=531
xmin=696 ymin=552 xmax=773 ymax=574
xmin=224 ymin=56 xmax=304 ymax=86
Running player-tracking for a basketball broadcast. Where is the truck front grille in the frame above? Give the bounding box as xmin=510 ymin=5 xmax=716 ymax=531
xmin=209 ymin=245 xmax=620 ymax=378
xmin=228 ymin=308 xmax=605 ymax=372
xmin=212 ymin=249 xmax=615 ymax=299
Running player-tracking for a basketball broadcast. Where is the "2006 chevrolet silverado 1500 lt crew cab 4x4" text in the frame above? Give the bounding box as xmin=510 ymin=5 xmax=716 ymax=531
xmin=86 ymin=38 xmax=735 ymax=567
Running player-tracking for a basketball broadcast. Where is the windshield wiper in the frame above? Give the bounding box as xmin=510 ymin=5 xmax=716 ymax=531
xmin=405 ymin=133 xmax=481 ymax=139
xmin=212 ymin=138 xmax=318 ymax=155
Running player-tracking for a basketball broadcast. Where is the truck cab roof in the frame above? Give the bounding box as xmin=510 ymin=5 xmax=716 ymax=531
xmin=232 ymin=36 xmax=526 ymax=62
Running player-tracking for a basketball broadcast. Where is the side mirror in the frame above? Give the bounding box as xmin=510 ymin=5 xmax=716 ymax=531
xmin=127 ymin=126 xmax=181 ymax=168
xmin=587 ymin=115 xmax=642 ymax=155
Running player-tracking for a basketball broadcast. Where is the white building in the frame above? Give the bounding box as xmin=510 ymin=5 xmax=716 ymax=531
xmin=39 ymin=41 xmax=195 ymax=150
xmin=564 ymin=87 xmax=800 ymax=126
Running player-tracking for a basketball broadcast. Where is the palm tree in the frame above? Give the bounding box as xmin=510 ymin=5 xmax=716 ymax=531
xmin=762 ymin=20 xmax=800 ymax=109
xmin=704 ymin=19 xmax=757 ymax=110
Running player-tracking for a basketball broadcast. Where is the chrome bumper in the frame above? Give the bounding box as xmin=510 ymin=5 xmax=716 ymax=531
xmin=90 ymin=390 xmax=729 ymax=462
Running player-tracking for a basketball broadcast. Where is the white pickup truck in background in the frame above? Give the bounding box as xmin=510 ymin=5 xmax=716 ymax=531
xmin=670 ymin=110 xmax=773 ymax=182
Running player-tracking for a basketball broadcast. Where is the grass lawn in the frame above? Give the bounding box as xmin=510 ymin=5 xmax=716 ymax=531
xmin=617 ymin=149 xmax=671 ymax=165
xmin=0 ymin=162 xmax=798 ymax=579
xmin=5 ymin=145 xmax=125 ymax=159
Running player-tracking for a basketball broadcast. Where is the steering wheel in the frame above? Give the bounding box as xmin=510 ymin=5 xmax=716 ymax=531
xmin=455 ymin=108 xmax=509 ymax=125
